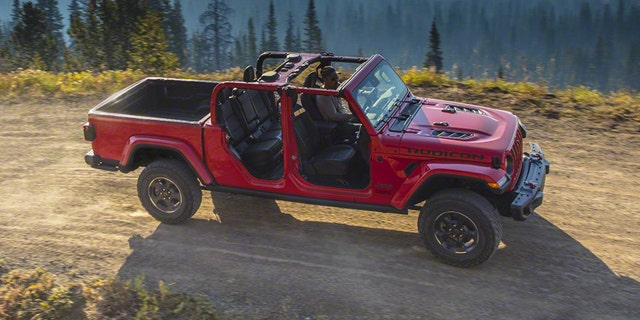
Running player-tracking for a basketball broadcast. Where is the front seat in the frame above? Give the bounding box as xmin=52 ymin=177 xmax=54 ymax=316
xmin=299 ymin=72 xmax=325 ymax=121
xmin=292 ymin=100 xmax=356 ymax=177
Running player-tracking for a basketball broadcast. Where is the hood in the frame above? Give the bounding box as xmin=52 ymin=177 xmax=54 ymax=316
xmin=395 ymin=97 xmax=518 ymax=160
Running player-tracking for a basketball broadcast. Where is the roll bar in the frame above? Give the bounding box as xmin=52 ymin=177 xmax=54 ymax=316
xmin=255 ymin=51 xmax=369 ymax=79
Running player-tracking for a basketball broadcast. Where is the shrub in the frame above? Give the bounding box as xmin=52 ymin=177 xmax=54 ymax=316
xmin=83 ymin=276 xmax=218 ymax=320
xmin=0 ymin=268 xmax=74 ymax=319
xmin=401 ymin=66 xmax=454 ymax=87
xmin=0 ymin=67 xmax=637 ymax=127
xmin=0 ymin=267 xmax=219 ymax=319
xmin=0 ymin=68 xmax=249 ymax=100
xmin=599 ymin=89 xmax=640 ymax=122
xmin=557 ymin=85 xmax=605 ymax=106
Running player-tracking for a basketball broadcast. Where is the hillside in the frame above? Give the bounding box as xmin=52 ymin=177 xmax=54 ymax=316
xmin=2 ymin=0 xmax=640 ymax=90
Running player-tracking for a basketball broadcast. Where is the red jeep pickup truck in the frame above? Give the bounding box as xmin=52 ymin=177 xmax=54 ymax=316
xmin=83 ymin=52 xmax=549 ymax=267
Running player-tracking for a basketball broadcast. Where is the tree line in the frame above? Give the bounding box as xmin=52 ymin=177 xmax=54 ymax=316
xmin=0 ymin=0 xmax=326 ymax=75
xmin=0 ymin=0 xmax=639 ymax=91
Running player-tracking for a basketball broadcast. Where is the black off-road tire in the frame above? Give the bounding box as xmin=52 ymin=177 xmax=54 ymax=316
xmin=418 ymin=189 xmax=502 ymax=267
xmin=137 ymin=159 xmax=202 ymax=224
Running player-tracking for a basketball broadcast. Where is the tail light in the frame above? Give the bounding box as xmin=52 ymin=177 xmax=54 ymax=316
xmin=83 ymin=122 xmax=96 ymax=141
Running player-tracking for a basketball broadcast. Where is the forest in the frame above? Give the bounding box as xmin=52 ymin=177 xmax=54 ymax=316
xmin=1 ymin=0 xmax=639 ymax=91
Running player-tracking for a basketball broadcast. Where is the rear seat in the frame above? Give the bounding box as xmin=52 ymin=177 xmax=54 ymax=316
xmin=230 ymin=89 xmax=281 ymax=142
xmin=219 ymin=89 xmax=282 ymax=169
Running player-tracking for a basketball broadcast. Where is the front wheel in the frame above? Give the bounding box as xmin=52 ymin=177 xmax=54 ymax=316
xmin=137 ymin=159 xmax=202 ymax=224
xmin=418 ymin=189 xmax=502 ymax=267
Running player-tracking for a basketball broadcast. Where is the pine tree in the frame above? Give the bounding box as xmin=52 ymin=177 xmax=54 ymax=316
xmin=147 ymin=0 xmax=172 ymax=46
xmin=83 ymin=0 xmax=103 ymax=70
xmin=264 ymin=0 xmax=279 ymax=51
xmin=0 ymin=44 xmax=10 ymax=72
xmin=199 ymin=0 xmax=234 ymax=71
xmin=98 ymin=0 xmax=120 ymax=70
xmin=423 ymin=18 xmax=443 ymax=73
xmin=294 ymin=28 xmax=302 ymax=52
xmin=10 ymin=2 xmax=58 ymax=70
xmin=0 ymin=19 xmax=5 ymax=44
xmin=36 ymin=0 xmax=65 ymax=71
xmin=117 ymin=0 xmax=147 ymax=70
xmin=11 ymin=0 xmax=21 ymax=28
xmin=246 ymin=17 xmax=257 ymax=60
xmin=146 ymin=0 xmax=170 ymax=13
xmin=189 ymin=29 xmax=208 ymax=73
xmin=233 ymin=37 xmax=244 ymax=67
xmin=167 ymin=0 xmax=188 ymax=67
xmin=67 ymin=0 xmax=82 ymax=50
xmin=64 ymin=0 xmax=86 ymax=71
xmin=259 ymin=29 xmax=268 ymax=53
xmin=497 ymin=65 xmax=505 ymax=80
xmin=128 ymin=12 xmax=178 ymax=74
xmin=0 ymin=22 xmax=8 ymax=72
xmin=303 ymin=0 xmax=322 ymax=52
xmin=35 ymin=0 xmax=64 ymax=44
xmin=284 ymin=12 xmax=297 ymax=52
xmin=625 ymin=42 xmax=640 ymax=90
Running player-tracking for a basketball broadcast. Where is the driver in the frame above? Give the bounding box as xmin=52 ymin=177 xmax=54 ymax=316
xmin=316 ymin=66 xmax=353 ymax=122
xmin=316 ymin=66 xmax=358 ymax=141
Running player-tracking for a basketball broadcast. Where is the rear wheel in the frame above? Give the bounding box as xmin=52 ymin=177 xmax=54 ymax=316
xmin=418 ymin=189 xmax=502 ymax=267
xmin=137 ymin=159 xmax=202 ymax=224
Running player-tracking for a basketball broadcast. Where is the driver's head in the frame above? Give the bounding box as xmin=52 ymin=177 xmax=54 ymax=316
xmin=320 ymin=66 xmax=339 ymax=90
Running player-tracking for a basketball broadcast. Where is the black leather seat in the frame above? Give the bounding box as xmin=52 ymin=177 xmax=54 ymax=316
xmin=292 ymin=102 xmax=356 ymax=177
xmin=300 ymin=72 xmax=326 ymax=121
xmin=241 ymin=65 xmax=281 ymax=138
xmin=219 ymin=97 xmax=282 ymax=169
xmin=230 ymin=89 xmax=281 ymax=142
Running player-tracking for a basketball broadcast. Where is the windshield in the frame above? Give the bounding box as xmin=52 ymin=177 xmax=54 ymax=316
xmin=353 ymin=61 xmax=409 ymax=130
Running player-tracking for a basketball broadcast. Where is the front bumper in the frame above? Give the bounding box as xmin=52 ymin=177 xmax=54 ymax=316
xmin=510 ymin=143 xmax=550 ymax=221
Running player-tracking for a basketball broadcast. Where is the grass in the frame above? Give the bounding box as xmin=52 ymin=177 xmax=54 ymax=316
xmin=398 ymin=69 xmax=639 ymax=127
xmin=0 ymin=267 xmax=74 ymax=319
xmin=0 ymin=265 xmax=220 ymax=319
xmin=0 ymin=68 xmax=246 ymax=100
xmin=3 ymin=67 xmax=635 ymax=126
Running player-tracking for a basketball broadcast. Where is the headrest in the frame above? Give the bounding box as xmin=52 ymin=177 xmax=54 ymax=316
xmin=303 ymin=72 xmax=319 ymax=88
xmin=216 ymin=86 xmax=231 ymax=102
xmin=243 ymin=65 xmax=256 ymax=82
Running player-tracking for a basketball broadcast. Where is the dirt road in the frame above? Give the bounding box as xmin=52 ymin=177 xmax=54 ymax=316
xmin=1 ymin=95 xmax=639 ymax=319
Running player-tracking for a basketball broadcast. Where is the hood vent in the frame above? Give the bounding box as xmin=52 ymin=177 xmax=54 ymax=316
xmin=443 ymin=104 xmax=485 ymax=115
xmin=431 ymin=130 xmax=474 ymax=139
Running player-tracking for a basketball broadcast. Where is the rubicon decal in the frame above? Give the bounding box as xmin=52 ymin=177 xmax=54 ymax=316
xmin=407 ymin=148 xmax=485 ymax=160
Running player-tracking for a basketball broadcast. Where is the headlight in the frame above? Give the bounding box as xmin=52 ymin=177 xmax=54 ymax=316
xmin=505 ymin=155 xmax=514 ymax=175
